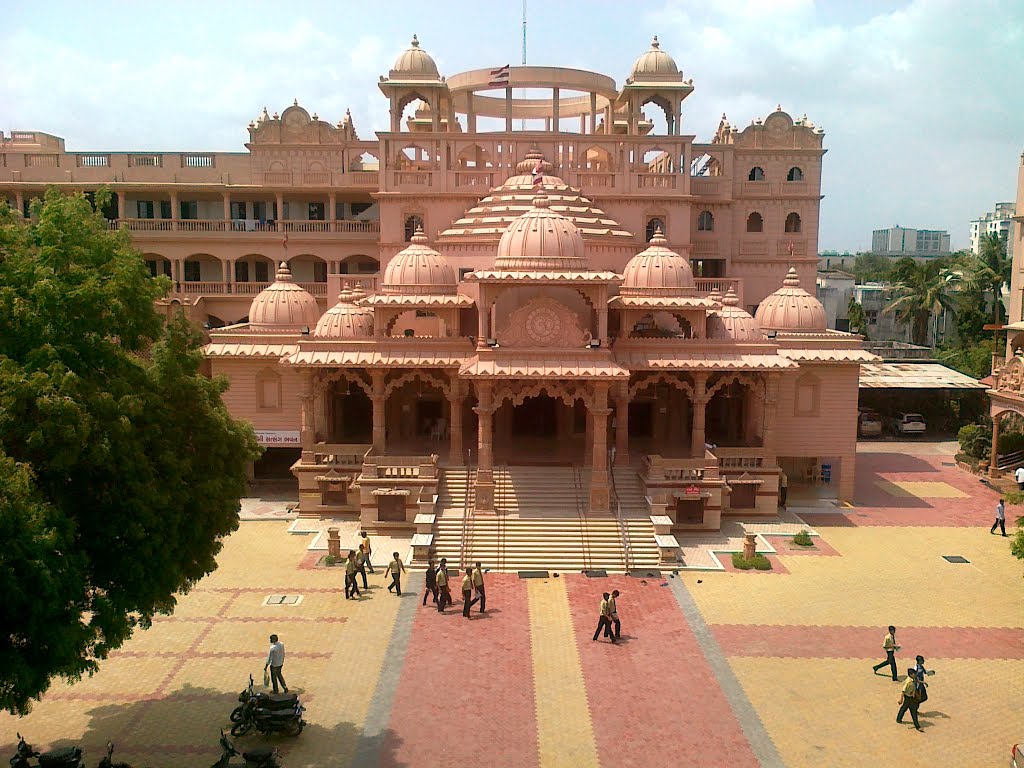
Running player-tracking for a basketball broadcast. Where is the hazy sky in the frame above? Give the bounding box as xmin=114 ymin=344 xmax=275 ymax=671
xmin=2 ymin=0 xmax=1021 ymax=251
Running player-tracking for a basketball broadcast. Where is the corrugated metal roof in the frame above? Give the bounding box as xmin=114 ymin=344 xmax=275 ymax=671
xmin=858 ymin=362 xmax=987 ymax=389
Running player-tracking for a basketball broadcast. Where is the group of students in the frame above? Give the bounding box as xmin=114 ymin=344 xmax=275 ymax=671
xmin=343 ymin=530 xmax=408 ymax=599
xmin=423 ymin=558 xmax=487 ymax=618
xmin=593 ymin=590 xmax=622 ymax=643
xmin=871 ymin=625 xmax=934 ymax=731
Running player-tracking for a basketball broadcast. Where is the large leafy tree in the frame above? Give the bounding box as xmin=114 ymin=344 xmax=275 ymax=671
xmin=884 ymin=257 xmax=957 ymax=346
xmin=0 ymin=189 xmax=260 ymax=714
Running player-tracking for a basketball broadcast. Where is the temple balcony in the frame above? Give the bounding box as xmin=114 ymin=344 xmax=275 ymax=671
xmin=107 ymin=218 xmax=379 ymax=240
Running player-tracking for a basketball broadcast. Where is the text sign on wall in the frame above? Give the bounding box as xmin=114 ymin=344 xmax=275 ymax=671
xmin=256 ymin=430 xmax=301 ymax=446
xmin=684 ymin=485 xmax=701 ymax=495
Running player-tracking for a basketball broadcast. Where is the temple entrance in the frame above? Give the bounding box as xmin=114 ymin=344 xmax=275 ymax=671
xmin=416 ymin=398 xmax=444 ymax=438
xmin=628 ymin=400 xmax=654 ymax=438
xmin=675 ymin=496 xmax=705 ymax=525
xmin=334 ymin=386 xmax=372 ymax=442
xmin=512 ymin=395 xmax=558 ymax=437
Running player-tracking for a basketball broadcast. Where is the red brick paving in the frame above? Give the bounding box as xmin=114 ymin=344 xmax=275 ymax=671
xmin=564 ymin=575 xmax=759 ymax=768
xmin=384 ymin=574 xmax=538 ymax=768
xmin=711 ymin=625 xmax=1024 ymax=659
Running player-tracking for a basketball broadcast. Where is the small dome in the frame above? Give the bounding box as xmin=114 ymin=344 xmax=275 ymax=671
xmin=249 ymin=262 xmax=321 ymax=332
xmin=620 ymin=228 xmax=695 ymax=297
xmin=391 ymin=35 xmax=440 ymax=79
xmin=494 ymin=197 xmax=587 ymax=271
xmin=382 ymin=228 xmax=457 ymax=294
xmin=707 ymin=288 xmax=764 ymax=341
xmin=630 ymin=36 xmax=680 ymax=79
xmin=754 ymin=267 xmax=827 ymax=332
xmin=313 ymin=287 xmax=374 ymax=339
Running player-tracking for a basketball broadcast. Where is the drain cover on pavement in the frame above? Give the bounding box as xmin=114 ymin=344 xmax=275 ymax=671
xmin=264 ymin=595 xmax=303 ymax=605
xmin=584 ymin=570 xmax=608 ymax=578
xmin=942 ymin=555 xmax=970 ymax=564
xmin=629 ymin=569 xmax=662 ymax=578
xmin=517 ymin=570 xmax=550 ymax=579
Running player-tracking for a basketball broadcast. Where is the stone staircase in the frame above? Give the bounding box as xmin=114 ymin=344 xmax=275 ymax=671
xmin=492 ymin=465 xmax=580 ymax=514
xmin=438 ymin=467 xmax=473 ymax=510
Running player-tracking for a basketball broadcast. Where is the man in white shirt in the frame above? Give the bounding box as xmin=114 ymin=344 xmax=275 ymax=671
xmin=264 ymin=634 xmax=288 ymax=694
xmin=1015 ymin=466 xmax=1024 ymax=491
xmin=991 ymin=499 xmax=1007 ymax=536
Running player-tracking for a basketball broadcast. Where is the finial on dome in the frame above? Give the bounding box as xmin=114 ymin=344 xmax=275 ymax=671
xmin=707 ymin=288 xmax=723 ymax=304
xmin=776 ymin=103 xmax=782 ymax=112
xmin=293 ymin=98 xmax=299 ymax=106
xmin=783 ymin=266 xmax=801 ymax=287
xmin=532 ymin=196 xmax=550 ymax=209
xmin=410 ymin=223 xmax=429 ymax=243
xmin=411 ymin=34 xmax=420 ymax=47
xmin=651 ymin=36 xmax=660 ymax=49
xmin=649 ymin=226 xmax=667 ymax=245
xmin=275 ymin=262 xmax=293 ymax=282
xmin=722 ymin=288 xmax=740 ymax=307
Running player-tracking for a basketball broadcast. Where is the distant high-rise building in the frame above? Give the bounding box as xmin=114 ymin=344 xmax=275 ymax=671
xmin=871 ymin=226 xmax=951 ymax=258
xmin=970 ymin=202 xmax=1015 ymax=258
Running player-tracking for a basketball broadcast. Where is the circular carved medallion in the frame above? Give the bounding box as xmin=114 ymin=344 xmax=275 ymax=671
xmin=526 ymin=306 xmax=563 ymax=346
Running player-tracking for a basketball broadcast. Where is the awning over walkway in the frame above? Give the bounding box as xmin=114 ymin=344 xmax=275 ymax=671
xmin=459 ymin=355 xmax=629 ymax=379
xmin=858 ymin=362 xmax=987 ymax=390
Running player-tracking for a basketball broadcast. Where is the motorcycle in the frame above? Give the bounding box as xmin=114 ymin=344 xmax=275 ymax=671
xmin=96 ymin=743 xmax=132 ymax=768
xmin=8 ymin=733 xmax=83 ymax=768
xmin=230 ymin=676 xmax=305 ymax=738
xmin=229 ymin=675 xmax=300 ymax=724
xmin=212 ymin=731 xmax=279 ymax=768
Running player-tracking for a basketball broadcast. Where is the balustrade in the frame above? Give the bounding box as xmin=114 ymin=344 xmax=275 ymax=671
xmin=695 ymin=277 xmax=742 ymax=296
xmin=106 ymin=218 xmax=378 ymax=236
xmin=230 ymin=282 xmax=272 ymax=295
xmin=691 ymin=178 xmax=722 ymax=196
xmin=741 ymin=180 xmax=771 ymax=197
xmin=297 ymin=282 xmax=329 ymax=296
xmin=180 ymin=281 xmax=228 ymax=294
xmin=455 ymin=171 xmax=495 ymax=188
xmin=282 ymin=220 xmax=331 ymax=233
xmin=575 ymin=172 xmax=615 ymax=189
xmin=392 ymin=171 xmax=432 ymax=187
xmin=302 ymin=171 xmax=330 ymax=185
xmin=261 ymin=171 xmax=293 ymax=184
xmin=636 ymin=173 xmax=676 ymax=190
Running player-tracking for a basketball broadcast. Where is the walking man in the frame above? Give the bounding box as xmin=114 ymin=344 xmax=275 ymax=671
xmin=914 ymin=655 xmax=931 ymax=704
xmin=472 ymin=562 xmax=486 ymax=614
xmin=264 ymin=634 xmax=288 ymax=694
xmin=991 ymin=498 xmax=1007 ymax=536
xmin=592 ymin=592 xmax=616 ymax=643
xmin=360 ymin=530 xmax=375 ymax=573
xmin=779 ymin=469 xmax=788 ymax=509
xmin=1016 ymin=466 xmax=1024 ymax=491
xmin=385 ymin=552 xmax=406 ymax=596
xmin=461 ymin=568 xmax=480 ymax=618
xmin=896 ymin=669 xmax=923 ymax=730
xmin=436 ymin=558 xmax=451 ymax=612
xmin=872 ymin=625 xmax=899 ymax=680
xmin=423 ymin=559 xmax=439 ymax=606
xmin=344 ymin=549 xmax=361 ymax=600
xmin=608 ymin=589 xmax=621 ymax=640
xmin=355 ymin=544 xmax=370 ymax=590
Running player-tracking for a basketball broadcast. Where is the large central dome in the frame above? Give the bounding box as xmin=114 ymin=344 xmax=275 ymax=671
xmin=494 ymin=197 xmax=587 ymax=271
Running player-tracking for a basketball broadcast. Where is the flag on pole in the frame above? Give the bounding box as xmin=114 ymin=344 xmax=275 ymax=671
xmin=532 ymin=160 xmax=544 ymax=189
xmin=489 ymin=64 xmax=510 ymax=87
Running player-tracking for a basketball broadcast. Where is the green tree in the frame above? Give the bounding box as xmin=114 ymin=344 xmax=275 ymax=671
xmin=852 ymin=252 xmax=892 ymax=284
xmin=847 ymin=297 xmax=869 ymax=339
xmin=884 ymin=258 xmax=957 ymax=346
xmin=938 ymin=338 xmax=996 ymax=379
xmin=956 ymin=234 xmax=1010 ymax=325
xmin=0 ymin=189 xmax=260 ymax=714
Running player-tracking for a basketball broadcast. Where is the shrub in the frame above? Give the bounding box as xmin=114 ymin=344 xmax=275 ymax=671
xmin=751 ymin=554 xmax=773 ymax=570
xmin=957 ymin=423 xmax=990 ymax=461
xmin=1003 ymin=491 xmax=1024 ymax=506
xmin=793 ymin=530 xmax=814 ymax=547
xmin=324 ymin=554 xmax=336 ymax=566
xmin=731 ymin=552 xmax=753 ymax=570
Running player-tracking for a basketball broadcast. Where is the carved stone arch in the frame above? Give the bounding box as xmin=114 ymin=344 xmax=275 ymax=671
xmin=314 ymin=368 xmax=370 ymax=396
xmin=707 ymin=372 xmax=765 ymax=399
xmin=494 ymin=380 xmax=592 ymax=410
xmin=384 ymin=369 xmax=451 ymax=399
xmin=628 ymin=371 xmax=695 ymax=400
xmin=396 ymin=91 xmax=433 ymax=117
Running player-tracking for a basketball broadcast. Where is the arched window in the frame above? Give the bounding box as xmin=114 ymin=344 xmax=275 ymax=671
xmin=748 ymin=167 xmax=765 ymax=181
xmin=746 ymin=212 xmax=763 ymax=233
xmin=697 ymin=210 xmax=714 ymax=232
xmin=785 ymin=212 xmax=802 ymax=233
xmin=645 ymin=217 xmax=666 ymax=241
xmin=787 ymin=167 xmax=804 ymax=182
xmin=255 ymin=369 xmax=282 ymax=410
xmin=404 ymin=214 xmax=424 ymax=241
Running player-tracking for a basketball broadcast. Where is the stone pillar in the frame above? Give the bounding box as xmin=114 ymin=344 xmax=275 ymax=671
xmin=275 ymin=192 xmax=285 ymax=225
xmin=327 ymin=528 xmax=341 ymax=559
xmin=448 ymin=380 xmax=464 ymax=465
xmin=15 ymin=191 xmax=24 ymax=217
xmin=505 ymin=86 xmax=513 ymax=132
xmin=762 ymin=374 xmax=780 ymax=465
xmin=743 ymin=533 xmax=756 ymax=560
xmin=300 ymin=370 xmax=315 ymax=455
xmin=989 ymin=413 xmax=1002 ymax=477
xmin=552 ymin=87 xmax=560 ymax=130
xmin=227 ymin=259 xmax=235 ymax=293
xmin=589 ymin=382 xmax=611 ymax=512
xmin=328 ymin=193 xmax=337 ymax=222
xmin=474 ymin=382 xmax=495 ymax=511
xmin=691 ymin=373 xmax=709 ymax=458
xmin=117 ymin=192 xmax=126 ymax=221
xmin=615 ymin=385 xmax=630 ymax=465
xmin=597 ymin=306 xmax=608 ymax=342
xmin=584 ymin=410 xmax=593 ymax=467
xmin=838 ymin=454 xmax=856 ymax=503
xmin=169 ymin=191 xmax=179 ymax=228
xmin=222 ymin=191 xmax=231 ymax=222
xmin=467 ymin=91 xmax=476 ymax=133
xmin=590 ymin=91 xmax=598 ymax=134
xmin=371 ymin=369 xmax=386 ymax=454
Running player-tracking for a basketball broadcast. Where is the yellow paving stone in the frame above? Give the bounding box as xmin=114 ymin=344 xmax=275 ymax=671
xmin=888 ymin=481 xmax=969 ymax=498
xmin=727 ymin=657 xmax=1024 ymax=768
xmin=684 ymin=527 xmax=1023 ymax=627
xmin=197 ymin=621 xmax=345 ymax=656
xmin=42 ymin=656 xmax=171 ymax=698
xmin=528 ymin=580 xmax=599 ymax=768
xmin=163 ymin=588 xmax=237 ymax=618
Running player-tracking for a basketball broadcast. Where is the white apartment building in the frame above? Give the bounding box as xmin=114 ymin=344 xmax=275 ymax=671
xmin=970 ymin=202 xmax=1015 ymax=257
xmin=871 ymin=226 xmax=951 ymax=258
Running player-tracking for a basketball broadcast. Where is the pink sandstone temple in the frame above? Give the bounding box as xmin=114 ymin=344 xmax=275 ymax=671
xmin=0 ymin=36 xmax=875 ymax=570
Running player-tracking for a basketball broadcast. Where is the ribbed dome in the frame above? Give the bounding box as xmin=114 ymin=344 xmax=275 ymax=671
xmin=707 ymin=288 xmax=764 ymax=341
xmin=313 ymin=287 xmax=374 ymax=339
xmin=754 ymin=267 xmax=827 ymax=332
xmin=630 ymin=36 xmax=679 ymax=79
xmin=620 ymin=228 xmax=694 ymax=297
xmin=248 ymin=262 xmax=321 ymax=332
xmin=382 ymin=228 xmax=457 ymax=294
xmin=391 ymin=35 xmax=439 ymax=79
xmin=494 ymin=197 xmax=587 ymax=271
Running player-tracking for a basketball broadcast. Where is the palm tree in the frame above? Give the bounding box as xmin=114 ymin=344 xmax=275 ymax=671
xmin=884 ymin=258 xmax=957 ymax=345
xmin=956 ymin=233 xmax=1010 ymax=324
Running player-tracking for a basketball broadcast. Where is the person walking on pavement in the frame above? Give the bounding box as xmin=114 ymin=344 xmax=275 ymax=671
xmin=991 ymin=498 xmax=1007 ymax=536
xmin=1016 ymin=466 xmax=1024 ymax=491
xmin=423 ymin=559 xmax=439 ymax=606
xmin=872 ymin=625 xmax=900 ymax=680
xmin=385 ymin=552 xmax=406 ymax=596
xmin=264 ymin=634 xmax=288 ymax=694
xmin=344 ymin=550 xmax=361 ymax=599
xmin=360 ymin=530 xmax=375 ymax=573
xmin=461 ymin=568 xmax=480 ymax=618
xmin=608 ymin=590 xmax=621 ymax=640
xmin=914 ymin=655 xmax=932 ymax=704
xmin=472 ymin=562 xmax=486 ymax=614
xmin=896 ymin=669 xmax=923 ymax=730
xmin=436 ymin=558 xmax=451 ymax=612
xmin=592 ymin=592 xmax=616 ymax=643
xmin=355 ymin=544 xmax=370 ymax=590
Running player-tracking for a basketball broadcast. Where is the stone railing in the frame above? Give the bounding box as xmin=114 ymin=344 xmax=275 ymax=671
xmin=713 ymin=447 xmax=765 ymax=468
xmin=108 ymin=218 xmax=379 ymax=236
xmin=642 ymin=453 xmax=721 ymax=483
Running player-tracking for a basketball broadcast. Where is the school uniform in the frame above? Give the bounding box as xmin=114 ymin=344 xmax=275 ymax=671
xmin=472 ymin=567 xmax=486 ymax=613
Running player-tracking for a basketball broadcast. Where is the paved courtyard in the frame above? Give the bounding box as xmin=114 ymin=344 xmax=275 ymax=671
xmin=2 ymin=444 xmax=1022 ymax=767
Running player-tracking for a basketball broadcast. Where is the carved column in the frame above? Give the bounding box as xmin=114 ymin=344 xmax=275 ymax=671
xmin=15 ymin=191 xmax=24 ymax=217
xmin=300 ymin=370 xmax=315 ymax=456
xmin=328 ymin=193 xmax=337 ymax=222
xmin=474 ymin=382 xmax=495 ymax=511
xmin=117 ymin=192 xmax=126 ymax=221
xmin=989 ymin=413 xmax=1002 ymax=477
xmin=615 ymin=383 xmax=630 ymax=465
xmin=590 ymin=382 xmax=611 ymax=512
xmin=371 ymin=369 xmax=386 ymax=454
xmin=222 ymin=191 xmax=231 ymax=222
xmin=690 ymin=372 xmax=710 ymax=458
xmin=275 ymin=192 xmax=285 ymax=226
xmin=762 ymin=374 xmax=780 ymax=465
xmin=584 ymin=409 xmax=593 ymax=467
xmin=448 ymin=378 xmax=464 ymax=465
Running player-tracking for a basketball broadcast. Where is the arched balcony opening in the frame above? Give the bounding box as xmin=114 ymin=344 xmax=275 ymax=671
xmin=706 ymin=378 xmax=762 ymax=448
xmin=289 ymin=254 xmax=328 ymax=296
xmin=746 ymin=212 xmax=764 ymax=233
xmin=233 ymin=254 xmax=275 ymax=293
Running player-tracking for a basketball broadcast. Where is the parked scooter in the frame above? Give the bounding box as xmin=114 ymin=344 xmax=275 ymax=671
xmin=96 ymin=742 xmax=132 ymax=768
xmin=230 ymin=676 xmax=305 ymax=737
xmin=212 ymin=731 xmax=279 ymax=768
xmin=229 ymin=675 xmax=300 ymax=724
xmin=8 ymin=733 xmax=83 ymax=768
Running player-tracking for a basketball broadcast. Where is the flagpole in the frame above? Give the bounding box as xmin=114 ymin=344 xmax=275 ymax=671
xmin=506 ymin=86 xmax=513 ymax=132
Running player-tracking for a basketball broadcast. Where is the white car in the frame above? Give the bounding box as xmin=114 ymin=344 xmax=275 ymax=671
xmin=890 ymin=412 xmax=926 ymax=436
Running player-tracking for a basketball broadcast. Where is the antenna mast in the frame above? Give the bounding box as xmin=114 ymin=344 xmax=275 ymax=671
xmin=520 ymin=0 xmax=527 ymax=129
